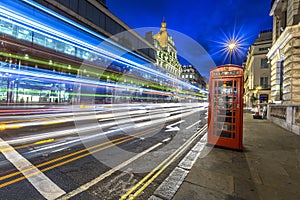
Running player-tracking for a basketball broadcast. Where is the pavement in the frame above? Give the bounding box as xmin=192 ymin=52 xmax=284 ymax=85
xmin=151 ymin=113 xmax=300 ymax=200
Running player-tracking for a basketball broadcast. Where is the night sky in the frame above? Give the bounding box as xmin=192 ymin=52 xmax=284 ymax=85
xmin=107 ymin=0 xmax=273 ymax=77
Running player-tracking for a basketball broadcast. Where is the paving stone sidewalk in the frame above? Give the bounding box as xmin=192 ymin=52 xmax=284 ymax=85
xmin=172 ymin=113 xmax=300 ymax=200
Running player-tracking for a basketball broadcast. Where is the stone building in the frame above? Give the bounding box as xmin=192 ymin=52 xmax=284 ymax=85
xmin=181 ymin=65 xmax=206 ymax=89
xmin=146 ymin=20 xmax=182 ymax=78
xmin=244 ymin=30 xmax=272 ymax=107
xmin=267 ymin=0 xmax=300 ymax=104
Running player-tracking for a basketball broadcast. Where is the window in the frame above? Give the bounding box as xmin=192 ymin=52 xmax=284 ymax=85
xmin=63 ymin=44 xmax=76 ymax=56
xmin=68 ymin=0 xmax=79 ymax=13
xmin=78 ymin=0 xmax=87 ymax=16
xmin=260 ymin=77 xmax=268 ymax=89
xmin=47 ymin=38 xmax=57 ymax=49
xmin=0 ymin=20 xmax=14 ymax=36
xmin=16 ymin=27 xmax=32 ymax=42
xmin=259 ymin=47 xmax=269 ymax=51
xmin=59 ymin=0 xmax=70 ymax=7
xmin=106 ymin=16 xmax=120 ymax=35
xmin=86 ymin=2 xmax=99 ymax=25
xmin=261 ymin=58 xmax=268 ymax=68
xmin=33 ymin=32 xmax=46 ymax=46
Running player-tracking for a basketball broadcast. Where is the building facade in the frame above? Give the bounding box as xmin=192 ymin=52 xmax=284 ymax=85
xmin=244 ymin=30 xmax=272 ymax=107
xmin=146 ymin=20 xmax=182 ymax=78
xmin=267 ymin=0 xmax=300 ymax=104
xmin=0 ymin=0 xmax=167 ymax=104
xmin=33 ymin=0 xmax=155 ymax=61
xmin=181 ymin=65 xmax=206 ymax=89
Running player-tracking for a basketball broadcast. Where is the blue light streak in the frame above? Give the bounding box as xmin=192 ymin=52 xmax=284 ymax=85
xmin=22 ymin=0 xmax=154 ymax=64
xmin=0 ymin=0 xmax=207 ymax=94
xmin=0 ymin=62 xmax=176 ymax=97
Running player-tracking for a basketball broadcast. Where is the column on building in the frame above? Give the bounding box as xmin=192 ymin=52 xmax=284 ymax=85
xmin=267 ymin=0 xmax=300 ymax=104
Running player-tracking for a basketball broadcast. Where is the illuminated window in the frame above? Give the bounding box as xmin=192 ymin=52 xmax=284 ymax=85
xmin=45 ymin=38 xmax=55 ymax=49
xmin=76 ymin=48 xmax=84 ymax=59
xmin=55 ymin=40 xmax=65 ymax=52
xmin=83 ymin=52 xmax=90 ymax=60
xmin=0 ymin=20 xmax=14 ymax=35
xmin=64 ymin=44 xmax=76 ymax=56
xmin=33 ymin=32 xmax=46 ymax=46
xmin=16 ymin=27 xmax=32 ymax=42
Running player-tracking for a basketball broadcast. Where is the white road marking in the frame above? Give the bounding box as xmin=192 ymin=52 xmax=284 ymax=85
xmin=162 ymin=137 xmax=172 ymax=143
xmin=58 ymin=142 xmax=163 ymax=199
xmin=168 ymin=120 xmax=185 ymax=128
xmin=185 ymin=119 xmax=201 ymax=130
xmin=0 ymin=138 xmax=65 ymax=200
xmin=165 ymin=120 xmax=184 ymax=132
xmin=152 ymin=128 xmax=208 ymax=200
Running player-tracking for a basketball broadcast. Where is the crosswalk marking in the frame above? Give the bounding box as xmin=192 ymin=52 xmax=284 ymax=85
xmin=0 ymin=138 xmax=65 ymax=200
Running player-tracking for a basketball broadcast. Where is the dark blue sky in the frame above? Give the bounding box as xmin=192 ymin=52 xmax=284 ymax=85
xmin=107 ymin=0 xmax=273 ymax=77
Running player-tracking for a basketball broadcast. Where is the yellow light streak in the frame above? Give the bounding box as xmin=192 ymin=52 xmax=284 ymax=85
xmin=34 ymin=139 xmax=55 ymax=145
xmin=0 ymin=124 xmax=6 ymax=130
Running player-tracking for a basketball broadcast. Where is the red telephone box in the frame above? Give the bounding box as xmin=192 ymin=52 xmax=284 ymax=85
xmin=207 ymin=65 xmax=244 ymax=150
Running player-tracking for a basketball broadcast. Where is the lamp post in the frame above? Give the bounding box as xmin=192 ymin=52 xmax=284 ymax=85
xmin=227 ymin=40 xmax=237 ymax=64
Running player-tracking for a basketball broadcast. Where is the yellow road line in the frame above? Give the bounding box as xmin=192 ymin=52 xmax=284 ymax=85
xmin=0 ymin=137 xmax=131 ymax=188
xmin=59 ymin=142 xmax=163 ymax=199
xmin=0 ymin=129 xmax=153 ymax=188
xmin=120 ymin=125 xmax=207 ymax=200
xmin=0 ymin=138 xmax=65 ymax=198
xmin=0 ymin=132 xmax=137 ymax=182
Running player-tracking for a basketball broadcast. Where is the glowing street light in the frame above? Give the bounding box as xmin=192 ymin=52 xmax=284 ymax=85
xmin=213 ymin=30 xmax=246 ymax=65
xmin=227 ymin=40 xmax=237 ymax=64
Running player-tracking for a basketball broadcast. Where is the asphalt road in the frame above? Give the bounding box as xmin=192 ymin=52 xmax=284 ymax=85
xmin=0 ymin=103 xmax=208 ymax=200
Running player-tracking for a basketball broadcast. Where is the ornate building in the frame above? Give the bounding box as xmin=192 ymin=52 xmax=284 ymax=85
xmin=244 ymin=30 xmax=272 ymax=107
xmin=181 ymin=65 xmax=206 ymax=89
xmin=146 ymin=20 xmax=182 ymax=78
xmin=267 ymin=0 xmax=300 ymax=104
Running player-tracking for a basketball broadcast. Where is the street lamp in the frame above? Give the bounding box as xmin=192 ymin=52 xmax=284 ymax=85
xmin=227 ymin=40 xmax=237 ymax=64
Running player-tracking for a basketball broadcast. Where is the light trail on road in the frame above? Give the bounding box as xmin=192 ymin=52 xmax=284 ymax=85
xmin=0 ymin=102 xmax=208 ymax=199
xmin=0 ymin=128 xmax=157 ymax=188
